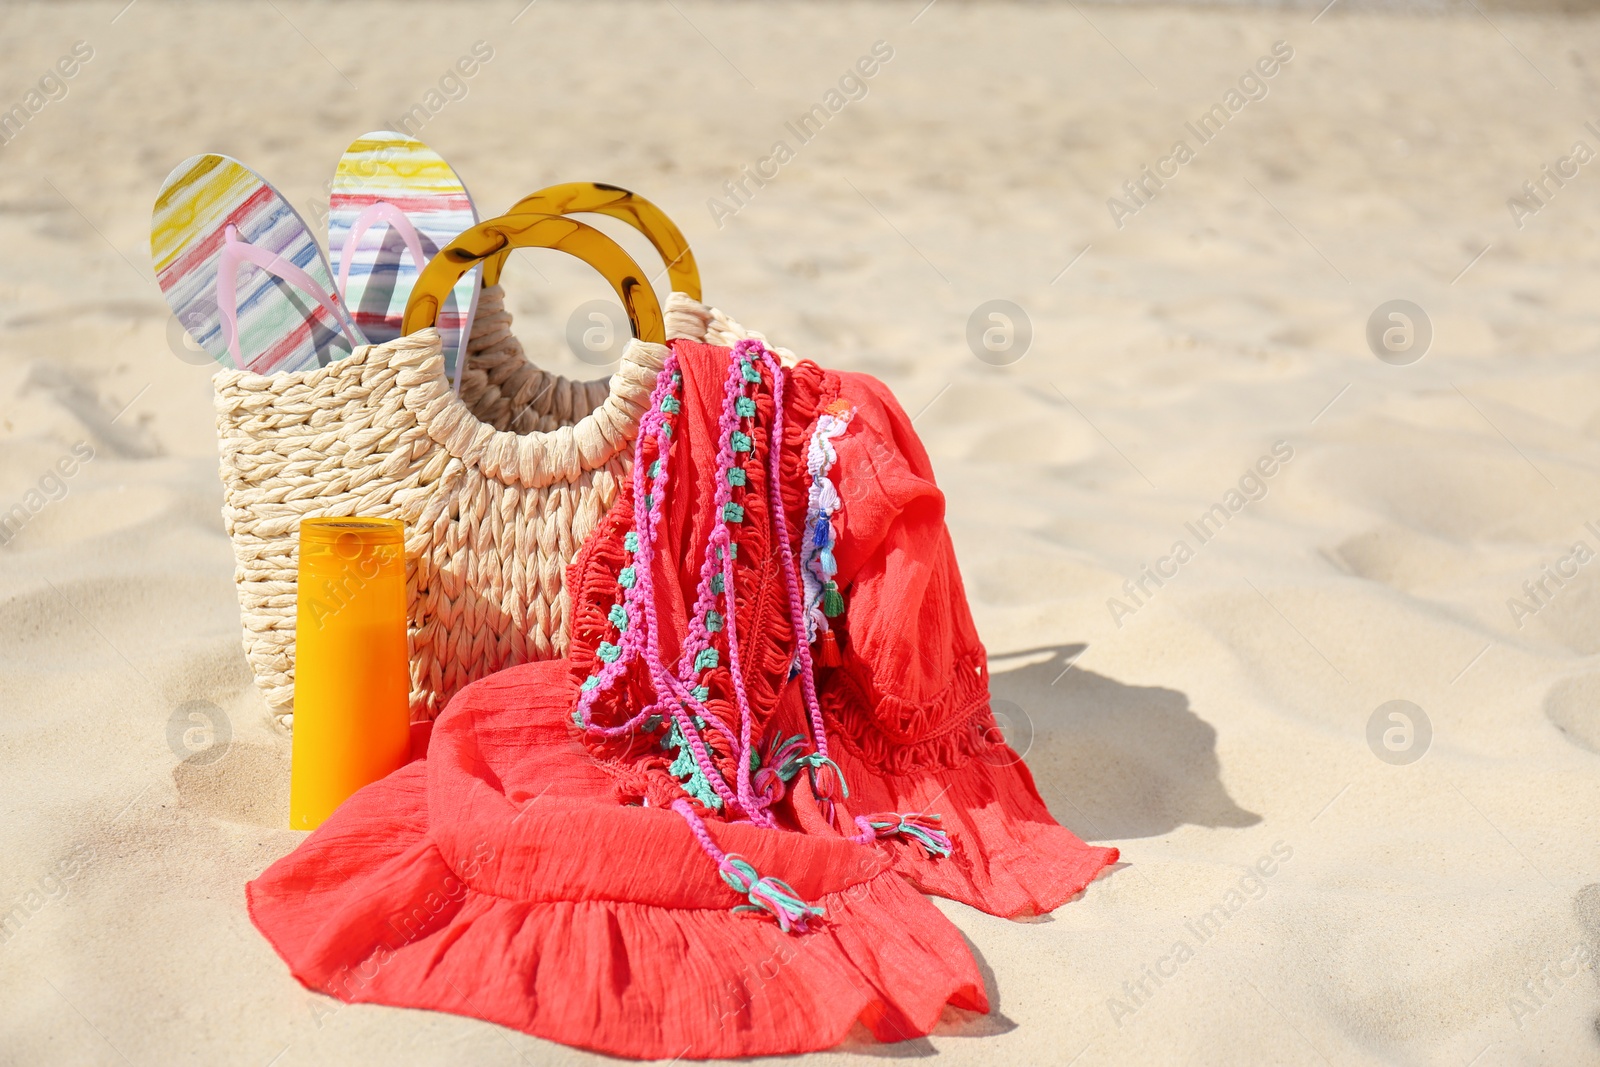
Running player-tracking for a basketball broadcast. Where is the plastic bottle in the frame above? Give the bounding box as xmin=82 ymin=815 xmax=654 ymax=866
xmin=290 ymin=517 xmax=409 ymax=830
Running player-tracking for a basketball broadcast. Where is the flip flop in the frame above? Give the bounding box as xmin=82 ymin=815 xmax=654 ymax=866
xmin=152 ymin=154 xmax=365 ymax=373
xmin=328 ymin=131 xmax=480 ymax=391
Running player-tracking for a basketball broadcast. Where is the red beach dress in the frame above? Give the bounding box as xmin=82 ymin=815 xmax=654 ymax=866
xmin=247 ymin=339 xmax=1117 ymax=1059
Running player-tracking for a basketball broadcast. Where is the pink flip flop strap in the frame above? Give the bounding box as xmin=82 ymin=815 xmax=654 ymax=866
xmin=216 ymin=224 xmax=362 ymax=366
xmin=336 ymin=201 xmax=429 ymax=300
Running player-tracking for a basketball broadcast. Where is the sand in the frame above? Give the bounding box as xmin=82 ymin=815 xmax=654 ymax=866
xmin=3 ymin=0 xmax=1600 ymax=1062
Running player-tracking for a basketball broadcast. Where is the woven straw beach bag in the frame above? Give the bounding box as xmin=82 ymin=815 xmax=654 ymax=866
xmin=215 ymin=283 xmax=666 ymax=724
xmin=663 ymin=292 xmax=801 ymax=374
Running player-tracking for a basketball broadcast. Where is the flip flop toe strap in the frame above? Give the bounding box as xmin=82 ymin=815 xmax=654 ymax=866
xmin=217 ymin=224 xmax=364 ymax=366
xmin=336 ymin=201 xmax=429 ymax=301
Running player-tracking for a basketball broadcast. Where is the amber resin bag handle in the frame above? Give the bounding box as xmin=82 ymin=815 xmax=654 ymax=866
xmin=482 ymin=183 xmax=701 ymax=302
xmin=403 ymin=211 xmax=665 ymax=344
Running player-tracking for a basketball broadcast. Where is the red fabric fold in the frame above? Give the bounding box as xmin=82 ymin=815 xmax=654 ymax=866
xmin=248 ymin=341 xmax=1115 ymax=1058
xmin=249 ymin=661 xmax=987 ymax=1060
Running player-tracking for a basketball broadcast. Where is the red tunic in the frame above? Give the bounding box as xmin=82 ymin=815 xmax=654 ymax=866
xmin=247 ymin=340 xmax=1117 ymax=1058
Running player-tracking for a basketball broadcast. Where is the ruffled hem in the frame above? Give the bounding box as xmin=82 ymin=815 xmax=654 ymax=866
xmin=831 ymin=736 xmax=1119 ymax=919
xmin=247 ymin=750 xmax=987 ymax=1060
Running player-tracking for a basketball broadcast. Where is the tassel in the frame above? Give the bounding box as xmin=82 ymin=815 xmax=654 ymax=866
xmin=673 ymin=800 xmax=822 ymax=935
xmin=867 ymin=812 xmax=953 ymax=858
xmin=821 ymin=582 xmax=844 ymax=618
xmin=767 ymin=734 xmax=809 ymax=781
xmin=803 ymin=753 xmax=849 ymax=800
xmin=719 ymin=856 xmax=824 ymax=933
xmin=818 ymin=630 xmax=842 ymax=667
xmin=752 ymin=734 xmax=808 ymax=801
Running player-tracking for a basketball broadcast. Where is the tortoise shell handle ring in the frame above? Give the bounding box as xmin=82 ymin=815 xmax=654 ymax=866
xmin=483 ymin=183 xmax=701 ymax=302
xmin=402 ymin=211 xmax=665 ymax=345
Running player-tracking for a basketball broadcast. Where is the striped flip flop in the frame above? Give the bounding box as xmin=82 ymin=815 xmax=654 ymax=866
xmin=152 ymin=154 xmax=365 ymax=374
xmin=328 ymin=131 xmax=480 ymax=391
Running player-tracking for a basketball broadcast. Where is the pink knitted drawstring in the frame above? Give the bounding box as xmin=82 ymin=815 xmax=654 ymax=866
xmin=573 ymin=356 xmax=741 ymax=813
xmin=571 ymin=341 xmax=952 ymax=933
xmin=679 ymin=345 xmax=777 ymax=824
xmin=672 ymin=799 xmax=824 ymax=933
xmin=756 ymin=346 xmax=847 ymax=820
xmin=631 ymin=367 xmax=743 ymax=811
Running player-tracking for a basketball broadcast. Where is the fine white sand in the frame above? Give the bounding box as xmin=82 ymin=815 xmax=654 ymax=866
xmin=3 ymin=1 xmax=1600 ymax=1063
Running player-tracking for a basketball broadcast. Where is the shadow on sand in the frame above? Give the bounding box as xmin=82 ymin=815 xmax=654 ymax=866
xmin=829 ymin=644 xmax=1257 ymax=1056
xmin=988 ymin=644 xmax=1259 ymax=842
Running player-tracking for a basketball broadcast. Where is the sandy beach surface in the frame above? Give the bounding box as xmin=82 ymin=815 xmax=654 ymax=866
xmin=3 ymin=1 xmax=1600 ymax=1063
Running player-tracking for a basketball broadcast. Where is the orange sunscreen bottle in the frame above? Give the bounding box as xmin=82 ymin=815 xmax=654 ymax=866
xmin=290 ymin=517 xmax=410 ymax=830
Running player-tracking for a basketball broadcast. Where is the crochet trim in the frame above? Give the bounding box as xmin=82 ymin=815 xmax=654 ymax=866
xmin=823 ymin=646 xmax=1003 ymax=775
